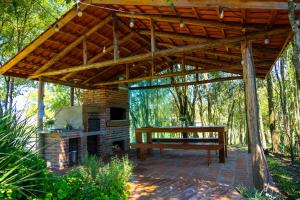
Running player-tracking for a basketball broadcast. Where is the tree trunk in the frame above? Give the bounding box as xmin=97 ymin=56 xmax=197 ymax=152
xmin=241 ymin=40 xmax=271 ymax=190
xmin=267 ymin=74 xmax=276 ymax=151
xmin=288 ymin=1 xmax=300 ymax=157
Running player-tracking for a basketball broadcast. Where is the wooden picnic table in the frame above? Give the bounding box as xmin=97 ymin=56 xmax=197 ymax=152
xmin=131 ymin=126 xmax=227 ymax=164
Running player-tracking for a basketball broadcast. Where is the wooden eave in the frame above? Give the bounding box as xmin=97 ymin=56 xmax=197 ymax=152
xmin=0 ymin=0 xmax=297 ymax=89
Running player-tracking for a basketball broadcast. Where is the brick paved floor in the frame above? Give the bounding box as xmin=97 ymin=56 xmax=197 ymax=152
xmin=129 ymin=148 xmax=252 ymax=199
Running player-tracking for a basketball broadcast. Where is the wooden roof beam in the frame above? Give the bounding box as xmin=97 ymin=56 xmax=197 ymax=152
xmin=129 ymin=76 xmax=243 ymax=90
xmin=116 ymin=11 xmax=260 ymax=31
xmin=93 ymin=65 xmax=241 ymax=87
xmin=30 ymin=27 xmax=289 ymax=79
xmin=0 ymin=4 xmax=88 ymax=75
xmin=88 ymin=0 xmax=299 ymax=10
xmin=158 ymin=42 xmax=241 ymax=60
xmin=29 ymin=15 xmax=112 ymax=79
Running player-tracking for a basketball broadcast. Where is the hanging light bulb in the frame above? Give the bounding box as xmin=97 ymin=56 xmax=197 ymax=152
xmin=102 ymin=46 xmax=106 ymax=54
xmin=241 ymin=60 xmax=244 ymax=65
xmin=179 ymin=18 xmax=185 ymax=29
xmin=77 ymin=6 xmax=83 ymax=17
xmin=264 ymin=36 xmax=270 ymax=45
xmin=129 ymin=18 xmax=134 ymax=28
xmin=219 ymin=7 xmax=224 ymax=19
xmin=54 ymin=24 xmax=59 ymax=32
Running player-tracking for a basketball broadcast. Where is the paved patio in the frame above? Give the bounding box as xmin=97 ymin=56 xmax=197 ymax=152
xmin=129 ymin=148 xmax=252 ymax=199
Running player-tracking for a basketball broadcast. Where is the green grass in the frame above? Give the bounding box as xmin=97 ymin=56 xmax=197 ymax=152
xmin=266 ymin=155 xmax=300 ymax=200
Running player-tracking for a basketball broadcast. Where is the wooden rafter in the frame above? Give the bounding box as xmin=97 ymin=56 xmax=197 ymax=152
xmin=28 ymin=15 xmax=112 ymax=79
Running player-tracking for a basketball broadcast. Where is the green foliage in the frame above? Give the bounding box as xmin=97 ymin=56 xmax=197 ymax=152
xmin=44 ymin=155 xmax=133 ymax=200
xmin=237 ymin=186 xmax=281 ymax=200
xmin=0 ymin=111 xmax=48 ymax=199
xmin=267 ymin=156 xmax=300 ymax=199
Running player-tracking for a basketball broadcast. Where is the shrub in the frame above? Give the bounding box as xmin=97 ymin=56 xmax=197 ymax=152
xmin=0 ymin=111 xmax=48 ymax=199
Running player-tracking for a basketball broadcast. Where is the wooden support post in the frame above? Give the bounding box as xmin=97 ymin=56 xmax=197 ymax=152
xmin=150 ymin=19 xmax=156 ymax=76
xmin=147 ymin=132 xmax=152 ymax=155
xmin=126 ymin=64 xmax=129 ymax=80
xmin=218 ymin=131 xmax=225 ymax=163
xmin=150 ymin=19 xmax=156 ymax=55
xmin=37 ymin=79 xmax=45 ymax=131
xmin=37 ymin=78 xmax=45 ymax=154
xmin=70 ymin=87 xmax=75 ymax=106
xmin=113 ymin=13 xmax=120 ymax=61
xmin=241 ymin=40 xmax=269 ymax=189
xmin=83 ymin=35 xmax=87 ymax=64
xmin=243 ymin=82 xmax=251 ymax=153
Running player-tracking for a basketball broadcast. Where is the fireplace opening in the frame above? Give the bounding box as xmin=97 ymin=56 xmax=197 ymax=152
xmin=69 ymin=138 xmax=79 ymax=166
xmin=87 ymin=135 xmax=99 ymax=156
xmin=110 ymin=107 xmax=126 ymax=120
xmin=112 ymin=140 xmax=125 ymax=156
xmin=88 ymin=113 xmax=100 ymax=132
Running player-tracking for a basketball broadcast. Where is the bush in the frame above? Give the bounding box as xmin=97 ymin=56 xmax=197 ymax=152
xmin=45 ymin=155 xmax=133 ymax=200
xmin=0 ymin=111 xmax=48 ymax=199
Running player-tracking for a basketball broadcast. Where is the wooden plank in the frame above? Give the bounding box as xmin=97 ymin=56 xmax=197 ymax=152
xmin=152 ymin=138 xmax=219 ymax=143
xmin=117 ymin=12 xmax=262 ymax=31
xmin=89 ymin=0 xmax=297 ymax=10
xmin=113 ymin=13 xmax=120 ymax=61
xmin=31 ymin=27 xmax=289 ymax=78
xmin=129 ymin=76 xmax=243 ymax=90
xmin=0 ymin=4 xmax=88 ymax=75
xmin=130 ymin=143 xmax=223 ymax=150
xmin=106 ymin=120 xmax=130 ymax=127
xmin=136 ymin=126 xmax=225 ymax=133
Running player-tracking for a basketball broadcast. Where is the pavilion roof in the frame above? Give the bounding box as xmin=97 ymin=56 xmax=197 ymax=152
xmin=0 ymin=0 xmax=296 ymax=89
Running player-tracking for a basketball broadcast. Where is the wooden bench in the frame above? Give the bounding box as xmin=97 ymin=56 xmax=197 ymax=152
xmin=131 ymin=126 xmax=227 ymax=165
xmin=130 ymin=142 xmax=223 ymax=165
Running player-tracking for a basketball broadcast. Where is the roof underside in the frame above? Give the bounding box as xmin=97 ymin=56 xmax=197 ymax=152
xmin=0 ymin=0 xmax=296 ymax=89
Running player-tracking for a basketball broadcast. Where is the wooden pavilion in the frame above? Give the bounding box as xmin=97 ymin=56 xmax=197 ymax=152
xmin=0 ymin=0 xmax=297 ymax=190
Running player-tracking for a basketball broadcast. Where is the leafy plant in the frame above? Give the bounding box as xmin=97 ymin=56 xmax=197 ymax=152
xmin=0 ymin=111 xmax=47 ymax=199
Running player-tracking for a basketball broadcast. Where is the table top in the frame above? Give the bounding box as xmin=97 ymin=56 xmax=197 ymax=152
xmin=136 ymin=126 xmax=225 ymax=132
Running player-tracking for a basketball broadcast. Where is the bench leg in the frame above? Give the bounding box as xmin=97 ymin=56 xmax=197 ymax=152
xmin=207 ymin=150 xmax=211 ymax=166
xmin=137 ymin=148 xmax=146 ymax=160
xmin=219 ymin=147 xmax=225 ymax=163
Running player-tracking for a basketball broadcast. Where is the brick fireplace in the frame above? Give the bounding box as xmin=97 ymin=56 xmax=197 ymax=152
xmin=40 ymin=88 xmax=130 ymax=170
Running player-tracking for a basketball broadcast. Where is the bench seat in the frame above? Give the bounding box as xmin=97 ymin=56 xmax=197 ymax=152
xmin=130 ymin=142 xmax=224 ymax=165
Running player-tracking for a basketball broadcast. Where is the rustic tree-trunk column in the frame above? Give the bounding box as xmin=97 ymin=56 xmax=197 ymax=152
xmin=241 ymin=40 xmax=270 ymax=190
xmin=70 ymin=87 xmax=75 ymax=106
xmin=37 ymin=78 xmax=45 ymax=154
xmin=37 ymin=78 xmax=45 ymax=131
xmin=113 ymin=13 xmax=120 ymax=61
xmin=243 ymin=83 xmax=251 ymax=153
